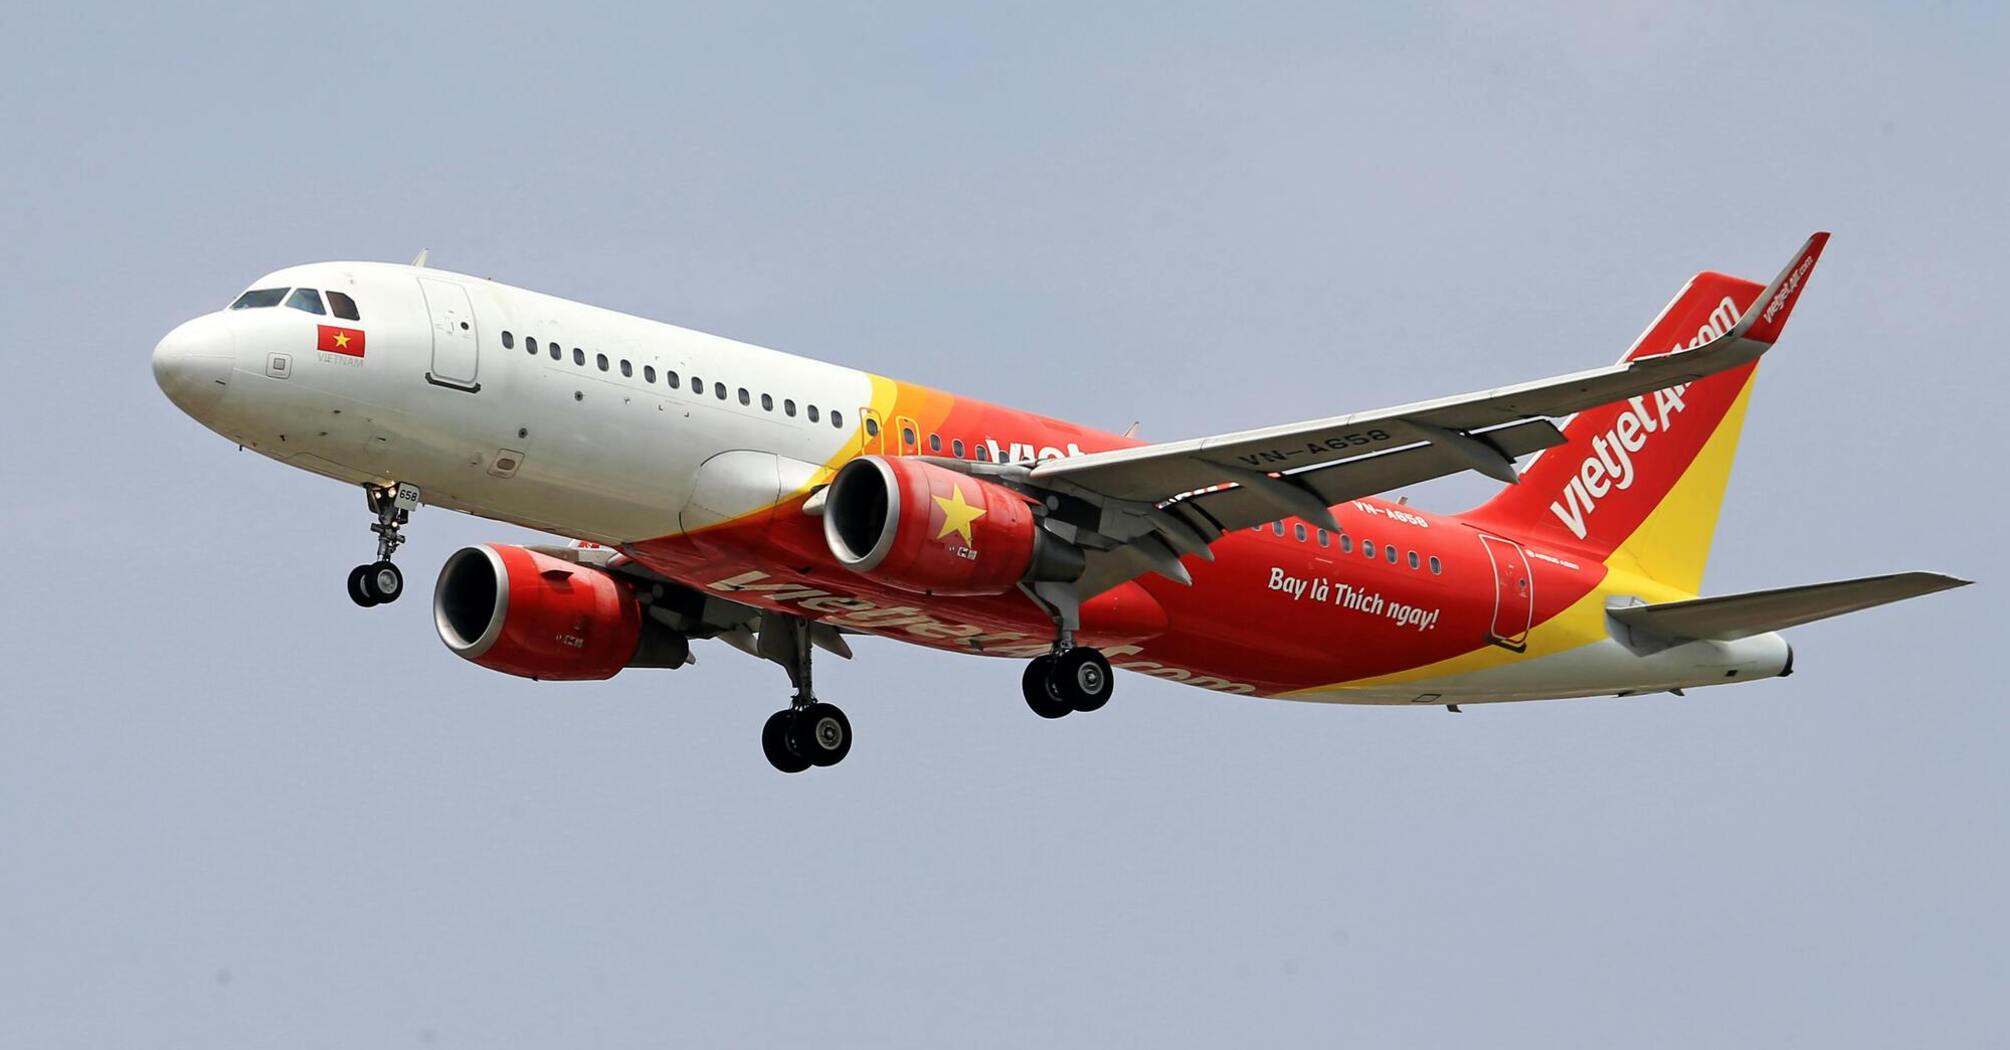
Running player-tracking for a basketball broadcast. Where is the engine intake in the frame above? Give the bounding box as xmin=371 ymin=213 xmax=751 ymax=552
xmin=434 ymin=544 xmax=689 ymax=681
xmin=823 ymin=456 xmax=1083 ymax=596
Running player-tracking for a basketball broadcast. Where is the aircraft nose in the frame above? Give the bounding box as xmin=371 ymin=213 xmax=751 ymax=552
xmin=152 ymin=314 xmax=235 ymax=419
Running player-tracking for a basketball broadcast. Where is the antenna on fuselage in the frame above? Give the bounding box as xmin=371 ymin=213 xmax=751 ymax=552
xmin=410 ymin=248 xmax=430 ymax=268
xmin=1121 ymin=421 xmax=1140 ymax=438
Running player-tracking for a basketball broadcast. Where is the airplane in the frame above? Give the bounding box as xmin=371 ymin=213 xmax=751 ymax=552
xmin=152 ymin=232 xmax=1968 ymax=772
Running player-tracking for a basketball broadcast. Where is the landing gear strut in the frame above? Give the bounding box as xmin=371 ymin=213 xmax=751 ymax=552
xmin=349 ymin=482 xmax=418 ymax=608
xmin=1019 ymin=581 xmax=1116 ymax=718
xmin=759 ymin=614 xmax=852 ymax=773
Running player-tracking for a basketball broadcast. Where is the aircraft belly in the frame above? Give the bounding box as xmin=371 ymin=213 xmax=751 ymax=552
xmin=1303 ymin=633 xmax=1793 ymax=704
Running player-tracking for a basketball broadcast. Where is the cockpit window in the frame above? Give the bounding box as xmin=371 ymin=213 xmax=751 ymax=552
xmin=285 ymin=288 xmax=327 ymax=315
xmin=230 ymin=288 xmax=288 ymax=310
xmin=326 ymin=290 xmax=361 ymax=321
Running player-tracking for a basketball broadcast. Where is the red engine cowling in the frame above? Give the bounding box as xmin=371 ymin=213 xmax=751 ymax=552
xmin=822 ymin=456 xmax=1083 ymax=596
xmin=433 ymin=545 xmax=686 ymax=681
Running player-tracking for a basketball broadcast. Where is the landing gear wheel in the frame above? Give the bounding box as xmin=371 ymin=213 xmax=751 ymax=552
xmin=347 ymin=565 xmax=379 ymax=608
xmin=762 ymin=710 xmax=811 ymax=774
xmin=1022 ymin=656 xmax=1072 ymax=719
xmin=1051 ymin=647 xmax=1114 ymax=712
xmin=793 ymin=703 xmax=852 ymax=767
xmin=362 ymin=560 xmax=404 ymax=604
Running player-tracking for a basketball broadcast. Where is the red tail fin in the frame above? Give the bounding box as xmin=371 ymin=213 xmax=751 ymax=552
xmin=1466 ymin=269 xmax=1775 ymax=585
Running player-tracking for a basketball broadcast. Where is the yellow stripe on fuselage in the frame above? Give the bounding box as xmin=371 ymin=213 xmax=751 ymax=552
xmin=1604 ymin=372 xmax=1759 ymax=595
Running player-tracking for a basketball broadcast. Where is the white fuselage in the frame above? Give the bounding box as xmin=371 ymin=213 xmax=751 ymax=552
xmin=158 ymin=261 xmax=878 ymax=544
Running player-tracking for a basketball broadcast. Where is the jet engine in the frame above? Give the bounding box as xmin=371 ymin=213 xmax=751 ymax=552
xmin=433 ymin=544 xmax=689 ymax=681
xmin=822 ymin=455 xmax=1083 ymax=596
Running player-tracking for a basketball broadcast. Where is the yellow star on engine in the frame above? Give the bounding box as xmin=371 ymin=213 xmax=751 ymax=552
xmin=933 ymin=485 xmax=986 ymax=545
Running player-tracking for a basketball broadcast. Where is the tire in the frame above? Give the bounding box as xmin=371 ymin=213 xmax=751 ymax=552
xmin=1051 ymin=647 xmax=1114 ymax=712
xmin=365 ymin=560 xmax=404 ymax=604
xmin=762 ymin=710 xmax=811 ymax=773
xmin=794 ymin=703 xmax=852 ymax=767
xmin=1021 ymin=656 xmax=1071 ymax=719
xmin=347 ymin=565 xmax=379 ymax=608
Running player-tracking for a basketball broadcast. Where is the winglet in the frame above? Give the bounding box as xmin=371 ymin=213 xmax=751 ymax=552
xmin=1732 ymin=231 xmax=1829 ymax=345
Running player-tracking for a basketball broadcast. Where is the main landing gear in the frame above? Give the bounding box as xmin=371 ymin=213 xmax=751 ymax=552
xmin=1018 ymin=579 xmax=1116 ymax=719
xmin=1021 ymin=644 xmax=1115 ymax=719
xmin=759 ymin=615 xmax=853 ymax=773
xmin=348 ymin=482 xmax=419 ymax=608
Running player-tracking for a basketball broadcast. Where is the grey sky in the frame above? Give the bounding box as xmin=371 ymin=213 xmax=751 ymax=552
xmin=2 ymin=2 xmax=2003 ymax=1046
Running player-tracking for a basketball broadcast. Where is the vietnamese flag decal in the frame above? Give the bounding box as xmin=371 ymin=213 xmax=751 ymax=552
xmin=317 ymin=324 xmax=366 ymax=357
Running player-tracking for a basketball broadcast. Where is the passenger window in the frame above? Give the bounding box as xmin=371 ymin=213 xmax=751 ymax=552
xmin=1317 ymin=529 xmax=1330 ymax=547
xmin=596 ymin=353 xmax=609 ymax=372
xmin=326 ymin=290 xmax=361 ymax=321
xmin=714 ymin=382 xmax=727 ymax=400
xmin=285 ymin=288 xmax=326 ymax=315
xmin=902 ymin=426 xmax=916 ymax=447
xmin=527 ymin=336 xmax=537 ymax=354
xmin=573 ymin=348 xmax=585 ymax=366
xmin=644 ymin=365 xmax=656 ymax=383
xmin=620 ymin=360 xmax=632 ymax=377
xmin=549 ymin=343 xmax=561 ymax=361
xmin=1294 ymin=523 xmax=1307 ymax=542
xmin=1272 ymin=521 xmax=1286 ymax=536
xmin=761 ymin=393 xmax=773 ymax=411
xmin=929 ymin=434 xmax=942 ymax=452
xmin=975 ymin=443 xmax=991 ymax=462
xmin=738 ymin=388 xmax=750 ymax=406
xmin=1408 ymin=550 xmax=1420 ymax=569
xmin=1386 ymin=544 xmax=1399 ymax=564
xmin=669 ymin=371 xmax=681 ymax=389
xmin=952 ymin=439 xmax=965 ymax=457
xmin=784 ymin=399 xmax=796 ymax=417
xmin=1340 ymin=535 xmax=1353 ymax=553
xmin=1363 ymin=539 xmax=1376 ymax=558
xmin=865 ymin=417 xmax=880 ymax=438
xmin=502 ymin=331 xmax=515 ymax=349
xmin=831 ymin=410 xmax=844 ymax=429
xmin=1429 ymin=556 xmax=1442 ymax=575
xmin=807 ymin=405 xmax=819 ymax=423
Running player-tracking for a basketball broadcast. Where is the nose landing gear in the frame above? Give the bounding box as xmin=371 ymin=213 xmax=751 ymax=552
xmin=348 ymin=482 xmax=419 ymax=608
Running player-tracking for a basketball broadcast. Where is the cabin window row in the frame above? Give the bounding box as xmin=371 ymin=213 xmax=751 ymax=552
xmin=503 ymin=330 xmax=845 ymax=429
xmin=1259 ymin=520 xmax=1442 ymax=575
xmin=859 ymin=416 xmax=1005 ymax=463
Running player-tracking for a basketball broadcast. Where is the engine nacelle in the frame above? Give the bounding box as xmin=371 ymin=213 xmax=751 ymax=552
xmin=823 ymin=455 xmax=1083 ymax=596
xmin=433 ymin=545 xmax=689 ymax=681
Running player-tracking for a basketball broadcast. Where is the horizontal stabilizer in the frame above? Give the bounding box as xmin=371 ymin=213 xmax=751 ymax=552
xmin=1610 ymin=572 xmax=1970 ymax=642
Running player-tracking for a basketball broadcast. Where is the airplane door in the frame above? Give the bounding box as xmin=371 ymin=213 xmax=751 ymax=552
xmin=894 ymin=415 xmax=920 ymax=456
xmin=419 ymin=278 xmax=481 ymax=392
xmin=1478 ymin=534 xmax=1533 ymax=651
xmin=859 ymin=407 xmax=885 ymax=455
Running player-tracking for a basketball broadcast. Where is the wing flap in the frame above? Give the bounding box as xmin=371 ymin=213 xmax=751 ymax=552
xmin=1609 ymin=572 xmax=1970 ymax=642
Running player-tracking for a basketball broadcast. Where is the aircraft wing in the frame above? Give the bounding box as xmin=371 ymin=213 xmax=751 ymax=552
xmin=1015 ymin=233 xmax=1828 ymax=589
